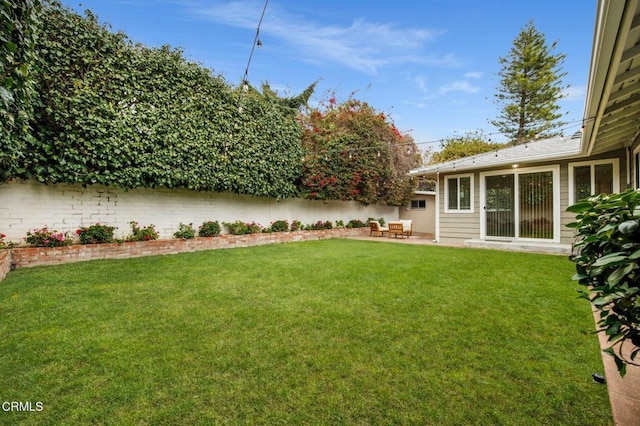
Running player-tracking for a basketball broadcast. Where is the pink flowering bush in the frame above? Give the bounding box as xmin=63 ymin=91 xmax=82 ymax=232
xmin=25 ymin=227 xmax=73 ymax=247
xmin=223 ymin=221 xmax=265 ymax=235
xmin=0 ymin=233 xmax=6 ymax=249
xmin=270 ymin=220 xmax=289 ymax=233
xmin=76 ymin=223 xmax=117 ymax=244
xmin=126 ymin=221 xmax=159 ymax=242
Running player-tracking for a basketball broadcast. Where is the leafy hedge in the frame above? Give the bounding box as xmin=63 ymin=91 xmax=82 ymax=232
xmin=19 ymin=1 xmax=302 ymax=198
xmin=3 ymin=1 xmax=418 ymax=206
xmin=1 ymin=0 xmax=40 ymax=181
xmin=567 ymin=189 xmax=640 ymax=376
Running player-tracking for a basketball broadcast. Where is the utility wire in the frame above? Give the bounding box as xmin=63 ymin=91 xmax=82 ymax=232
xmin=237 ymin=0 xmax=269 ymax=108
xmin=312 ymin=117 xmax=595 ymax=155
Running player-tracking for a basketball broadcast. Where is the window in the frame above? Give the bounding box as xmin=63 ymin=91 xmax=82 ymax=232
xmin=568 ymin=159 xmax=619 ymax=204
xmin=445 ymin=174 xmax=473 ymax=212
xmin=410 ymin=199 xmax=426 ymax=209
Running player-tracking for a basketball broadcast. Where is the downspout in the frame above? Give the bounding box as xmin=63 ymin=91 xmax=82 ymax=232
xmin=435 ymin=171 xmax=440 ymax=243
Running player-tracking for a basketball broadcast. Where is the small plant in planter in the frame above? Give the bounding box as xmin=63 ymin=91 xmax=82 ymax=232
xmin=567 ymin=188 xmax=640 ymax=376
xmin=76 ymin=223 xmax=117 ymax=244
xmin=335 ymin=220 xmax=345 ymax=228
xmin=315 ymin=220 xmax=333 ymax=230
xmin=198 ymin=221 xmax=221 ymax=237
xmin=0 ymin=233 xmax=6 ymax=249
xmin=366 ymin=217 xmax=385 ymax=226
xmin=25 ymin=227 xmax=73 ymax=247
xmin=174 ymin=223 xmax=195 ymax=240
xmin=290 ymin=220 xmax=303 ymax=231
xmin=270 ymin=220 xmax=289 ymax=233
xmin=223 ymin=221 xmax=249 ymax=235
xmin=346 ymin=219 xmax=366 ymax=228
xmin=246 ymin=222 xmax=264 ymax=234
xmin=126 ymin=221 xmax=159 ymax=242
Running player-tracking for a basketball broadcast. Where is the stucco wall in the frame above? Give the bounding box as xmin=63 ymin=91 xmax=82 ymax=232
xmin=399 ymin=193 xmax=435 ymax=235
xmin=0 ymin=179 xmax=398 ymax=242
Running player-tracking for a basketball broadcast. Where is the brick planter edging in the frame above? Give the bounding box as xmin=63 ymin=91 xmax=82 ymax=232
xmin=1 ymin=228 xmax=369 ymax=279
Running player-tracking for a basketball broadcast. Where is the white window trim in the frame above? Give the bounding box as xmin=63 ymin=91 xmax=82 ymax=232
xmin=444 ymin=173 xmax=474 ymax=213
xmin=568 ymin=158 xmax=620 ymax=205
xmin=633 ymin=146 xmax=640 ymax=189
xmin=480 ymin=165 xmax=560 ymax=243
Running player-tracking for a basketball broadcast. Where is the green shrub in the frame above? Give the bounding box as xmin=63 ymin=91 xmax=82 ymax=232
xmin=270 ymin=220 xmax=289 ymax=233
xmin=174 ymin=223 xmax=195 ymax=240
xmin=223 ymin=221 xmax=249 ymax=235
xmin=198 ymin=221 xmax=221 ymax=237
xmin=335 ymin=220 xmax=345 ymax=228
xmin=346 ymin=219 xmax=366 ymax=228
xmin=246 ymin=222 xmax=264 ymax=234
xmin=126 ymin=222 xmax=159 ymax=242
xmin=223 ymin=221 xmax=264 ymax=235
xmin=290 ymin=220 xmax=302 ymax=231
xmin=366 ymin=217 xmax=385 ymax=226
xmin=25 ymin=227 xmax=73 ymax=247
xmin=76 ymin=223 xmax=116 ymax=244
xmin=306 ymin=220 xmax=333 ymax=231
xmin=567 ymin=188 xmax=640 ymax=376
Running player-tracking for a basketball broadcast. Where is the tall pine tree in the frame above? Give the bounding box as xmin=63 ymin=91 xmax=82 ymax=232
xmin=491 ymin=21 xmax=567 ymax=144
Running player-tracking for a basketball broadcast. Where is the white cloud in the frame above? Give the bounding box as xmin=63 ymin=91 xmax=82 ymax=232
xmin=413 ymin=76 xmax=428 ymax=92
xmin=439 ymin=80 xmax=480 ymax=95
xmin=189 ymin=1 xmax=454 ymax=74
xmin=464 ymin=71 xmax=483 ymax=79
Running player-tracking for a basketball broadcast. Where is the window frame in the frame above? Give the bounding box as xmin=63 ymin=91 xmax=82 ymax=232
xmin=444 ymin=174 xmax=474 ymax=213
xmin=410 ymin=199 xmax=426 ymax=210
xmin=633 ymin=145 xmax=640 ymax=189
xmin=568 ymin=158 xmax=619 ymax=205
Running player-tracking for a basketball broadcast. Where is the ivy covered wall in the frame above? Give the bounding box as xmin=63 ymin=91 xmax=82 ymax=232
xmin=3 ymin=1 xmax=419 ymax=206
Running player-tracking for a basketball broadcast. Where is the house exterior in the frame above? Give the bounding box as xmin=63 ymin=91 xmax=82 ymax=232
xmin=399 ymin=190 xmax=436 ymax=236
xmin=410 ymin=0 xmax=640 ymax=253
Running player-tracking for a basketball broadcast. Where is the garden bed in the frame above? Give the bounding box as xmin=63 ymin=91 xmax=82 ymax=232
xmin=0 ymin=228 xmax=368 ymax=278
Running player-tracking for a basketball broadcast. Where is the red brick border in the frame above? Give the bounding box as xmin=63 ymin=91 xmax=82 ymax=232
xmin=0 ymin=228 xmax=368 ymax=280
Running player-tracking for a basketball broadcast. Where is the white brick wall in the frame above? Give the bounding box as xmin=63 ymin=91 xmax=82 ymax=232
xmin=1 ymin=179 xmax=398 ymax=242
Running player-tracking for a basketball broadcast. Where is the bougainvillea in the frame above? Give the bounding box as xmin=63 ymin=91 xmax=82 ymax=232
xmin=298 ymin=97 xmax=419 ymax=205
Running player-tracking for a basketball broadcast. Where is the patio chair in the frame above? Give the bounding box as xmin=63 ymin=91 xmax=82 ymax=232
xmin=400 ymin=219 xmax=413 ymax=236
xmin=369 ymin=220 xmax=389 ymax=237
xmin=387 ymin=220 xmax=412 ymax=238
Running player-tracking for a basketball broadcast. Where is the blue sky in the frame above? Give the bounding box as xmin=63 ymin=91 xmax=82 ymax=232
xmin=62 ymin=0 xmax=597 ymax=149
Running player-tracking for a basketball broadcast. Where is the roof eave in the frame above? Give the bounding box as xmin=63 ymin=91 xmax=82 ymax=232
xmin=582 ymin=0 xmax=637 ymax=155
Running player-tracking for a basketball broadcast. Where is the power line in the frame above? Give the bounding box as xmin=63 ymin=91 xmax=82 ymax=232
xmin=317 ymin=117 xmax=595 ymax=156
xmin=237 ymin=0 xmax=269 ymax=109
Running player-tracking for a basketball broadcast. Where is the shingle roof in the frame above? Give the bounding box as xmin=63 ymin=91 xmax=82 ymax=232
xmin=410 ymin=134 xmax=583 ymax=177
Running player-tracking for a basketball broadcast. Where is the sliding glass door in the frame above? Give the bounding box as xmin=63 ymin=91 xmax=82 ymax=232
xmin=482 ymin=167 xmax=557 ymax=241
xmin=485 ymin=174 xmax=515 ymax=238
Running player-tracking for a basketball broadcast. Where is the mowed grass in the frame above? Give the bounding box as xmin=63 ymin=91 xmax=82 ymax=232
xmin=0 ymin=239 xmax=611 ymax=425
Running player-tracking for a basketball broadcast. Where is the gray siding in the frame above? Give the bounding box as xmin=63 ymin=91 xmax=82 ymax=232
xmin=437 ymin=174 xmax=480 ymax=245
xmin=436 ymin=147 xmax=627 ymax=246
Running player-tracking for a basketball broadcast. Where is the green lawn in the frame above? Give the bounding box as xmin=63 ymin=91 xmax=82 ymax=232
xmin=0 ymin=239 xmax=612 ymax=425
